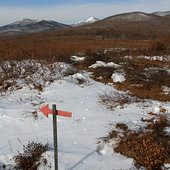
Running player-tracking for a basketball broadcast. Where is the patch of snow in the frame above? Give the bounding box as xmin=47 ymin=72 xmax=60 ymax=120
xmin=96 ymin=139 xmax=117 ymax=155
xmin=72 ymin=17 xmax=99 ymax=27
xmin=111 ymin=73 xmax=126 ymax=83
xmin=124 ymin=55 xmax=170 ymax=61
xmin=70 ymin=55 xmax=85 ymax=62
xmin=72 ymin=73 xmax=86 ymax=80
xmin=164 ymin=163 xmax=170 ymax=169
xmin=162 ymin=86 xmax=170 ymax=95
xmin=9 ymin=18 xmax=42 ymax=26
xmin=137 ymin=55 xmax=166 ymax=61
xmin=38 ymin=151 xmax=54 ymax=170
xmin=85 ymin=17 xmax=99 ymax=23
xmin=152 ymin=11 xmax=170 ymax=17
xmin=124 ymin=55 xmax=133 ymax=59
xmin=89 ymin=61 xmax=121 ymax=68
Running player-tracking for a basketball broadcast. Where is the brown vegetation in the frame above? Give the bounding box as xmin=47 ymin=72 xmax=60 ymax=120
xmin=99 ymin=91 xmax=141 ymax=110
xmin=98 ymin=115 xmax=170 ymax=169
xmin=74 ymin=43 xmax=170 ymax=102
xmin=14 ymin=141 xmax=49 ymax=170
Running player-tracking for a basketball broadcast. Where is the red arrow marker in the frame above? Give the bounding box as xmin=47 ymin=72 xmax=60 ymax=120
xmin=40 ymin=104 xmax=53 ymax=117
xmin=40 ymin=104 xmax=72 ymax=118
xmin=57 ymin=110 xmax=72 ymax=117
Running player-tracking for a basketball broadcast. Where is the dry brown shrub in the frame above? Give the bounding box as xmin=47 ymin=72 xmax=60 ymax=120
xmin=98 ymin=115 xmax=170 ymax=169
xmin=141 ymin=117 xmax=155 ymax=122
xmin=115 ymin=116 xmax=170 ymax=169
xmin=14 ymin=141 xmax=49 ymax=170
xmin=147 ymin=112 xmax=158 ymax=116
xmin=114 ymin=55 xmax=170 ymax=101
xmin=115 ymin=123 xmax=129 ymax=131
xmin=99 ymin=91 xmax=140 ymax=110
xmin=92 ymin=67 xmax=115 ymax=80
xmin=116 ymin=81 xmax=170 ymax=102
xmin=151 ymin=41 xmax=168 ymax=55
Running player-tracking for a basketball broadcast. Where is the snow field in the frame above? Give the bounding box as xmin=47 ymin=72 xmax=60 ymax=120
xmin=0 ymin=62 xmax=169 ymax=169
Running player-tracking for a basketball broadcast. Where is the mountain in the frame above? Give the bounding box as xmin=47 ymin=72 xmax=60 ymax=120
xmin=72 ymin=17 xmax=99 ymax=27
xmin=0 ymin=18 xmax=71 ymax=35
xmin=1 ymin=11 xmax=170 ymax=39
xmin=105 ymin=12 xmax=153 ymax=22
xmin=100 ymin=11 xmax=168 ymax=22
xmin=56 ymin=11 xmax=170 ymax=40
xmin=8 ymin=19 xmax=42 ymax=26
xmin=152 ymin=11 xmax=170 ymax=17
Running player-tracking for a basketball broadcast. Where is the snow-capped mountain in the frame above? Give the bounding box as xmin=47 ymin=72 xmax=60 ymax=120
xmin=0 ymin=18 xmax=71 ymax=35
xmin=8 ymin=18 xmax=42 ymax=26
xmin=106 ymin=12 xmax=155 ymax=22
xmin=66 ymin=11 xmax=170 ymax=40
xmin=72 ymin=17 xmax=99 ymax=27
xmin=152 ymin=11 xmax=170 ymax=17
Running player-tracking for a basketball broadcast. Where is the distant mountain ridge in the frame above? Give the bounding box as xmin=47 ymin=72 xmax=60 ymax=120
xmin=8 ymin=19 xmax=42 ymax=26
xmin=0 ymin=19 xmax=71 ymax=35
xmin=57 ymin=11 xmax=170 ymax=40
xmin=101 ymin=11 xmax=168 ymax=23
xmin=152 ymin=11 xmax=170 ymax=17
xmin=0 ymin=11 xmax=170 ymax=36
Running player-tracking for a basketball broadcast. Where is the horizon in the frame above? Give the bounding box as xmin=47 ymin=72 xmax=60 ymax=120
xmin=1 ymin=10 xmax=169 ymax=27
xmin=0 ymin=0 xmax=170 ymax=26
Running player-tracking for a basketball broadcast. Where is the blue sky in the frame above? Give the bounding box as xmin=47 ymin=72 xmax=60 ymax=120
xmin=0 ymin=0 xmax=169 ymax=26
xmin=0 ymin=0 xmax=135 ymax=7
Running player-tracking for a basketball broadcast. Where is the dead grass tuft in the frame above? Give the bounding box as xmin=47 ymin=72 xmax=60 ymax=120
xmin=14 ymin=141 xmax=49 ymax=170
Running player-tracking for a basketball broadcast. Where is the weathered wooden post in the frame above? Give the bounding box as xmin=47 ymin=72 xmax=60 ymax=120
xmin=53 ymin=104 xmax=58 ymax=170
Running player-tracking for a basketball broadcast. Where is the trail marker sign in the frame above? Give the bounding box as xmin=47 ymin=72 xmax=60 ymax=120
xmin=40 ymin=104 xmax=72 ymax=170
xmin=40 ymin=104 xmax=72 ymax=118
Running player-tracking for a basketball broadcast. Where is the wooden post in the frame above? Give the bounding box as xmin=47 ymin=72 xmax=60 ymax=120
xmin=53 ymin=104 xmax=58 ymax=170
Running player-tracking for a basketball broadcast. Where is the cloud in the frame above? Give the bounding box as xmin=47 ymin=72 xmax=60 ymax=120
xmin=0 ymin=1 xmax=169 ymax=26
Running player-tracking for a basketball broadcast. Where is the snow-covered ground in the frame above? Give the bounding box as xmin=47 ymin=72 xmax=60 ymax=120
xmin=89 ymin=61 xmax=121 ymax=69
xmin=0 ymin=62 xmax=169 ymax=170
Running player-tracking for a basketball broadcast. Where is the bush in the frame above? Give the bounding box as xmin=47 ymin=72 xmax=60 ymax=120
xmin=99 ymin=91 xmax=140 ymax=110
xmin=115 ymin=56 xmax=170 ymax=101
xmin=14 ymin=141 xmax=49 ymax=170
xmin=92 ymin=67 xmax=115 ymax=80
xmin=151 ymin=41 xmax=167 ymax=55
xmin=98 ymin=115 xmax=170 ymax=169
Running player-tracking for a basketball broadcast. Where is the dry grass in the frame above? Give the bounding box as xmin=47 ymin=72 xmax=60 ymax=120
xmin=99 ymin=91 xmax=141 ymax=110
xmin=14 ymin=141 xmax=49 ymax=170
xmin=98 ymin=115 xmax=170 ymax=169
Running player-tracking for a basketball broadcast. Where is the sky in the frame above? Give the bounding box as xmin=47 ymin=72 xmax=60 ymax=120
xmin=0 ymin=0 xmax=170 ymax=26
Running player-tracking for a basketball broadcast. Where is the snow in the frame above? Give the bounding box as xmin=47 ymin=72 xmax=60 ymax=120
xmin=9 ymin=19 xmax=42 ymax=26
xmin=111 ymin=73 xmax=126 ymax=83
xmin=110 ymin=12 xmax=151 ymax=22
xmin=72 ymin=17 xmax=99 ymax=27
xmin=124 ymin=55 xmax=170 ymax=61
xmin=0 ymin=61 xmax=169 ymax=169
xmin=152 ymin=11 xmax=170 ymax=17
xmin=70 ymin=56 xmax=85 ymax=62
xmin=85 ymin=17 xmax=99 ymax=23
xmin=76 ymin=17 xmax=98 ymax=24
xmin=89 ymin=61 xmax=121 ymax=68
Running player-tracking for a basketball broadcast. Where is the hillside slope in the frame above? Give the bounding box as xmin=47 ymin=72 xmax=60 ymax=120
xmin=0 ymin=19 xmax=71 ymax=35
